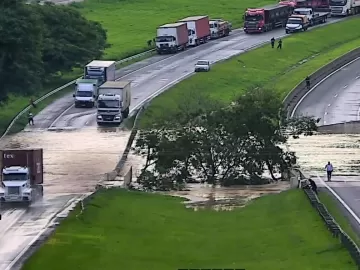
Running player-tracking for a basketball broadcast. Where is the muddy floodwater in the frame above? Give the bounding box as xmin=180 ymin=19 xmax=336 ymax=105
xmin=288 ymin=134 xmax=360 ymax=178
xmin=0 ymin=127 xmax=131 ymax=195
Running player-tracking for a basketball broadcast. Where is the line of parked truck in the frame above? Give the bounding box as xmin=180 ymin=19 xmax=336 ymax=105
xmin=72 ymin=60 xmax=131 ymax=126
xmin=155 ymin=16 xmax=232 ymax=54
xmin=243 ymin=0 xmax=360 ymax=34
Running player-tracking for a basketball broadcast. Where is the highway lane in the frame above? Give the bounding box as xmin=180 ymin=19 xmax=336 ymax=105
xmin=292 ymin=57 xmax=360 ymax=125
xmin=0 ymin=17 xmax=347 ymax=270
xmin=43 ymin=18 xmax=344 ymax=130
xmin=290 ymin=58 xmax=360 ymax=239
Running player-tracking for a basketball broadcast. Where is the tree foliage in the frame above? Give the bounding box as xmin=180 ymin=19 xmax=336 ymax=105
xmin=133 ymin=89 xmax=318 ymax=191
xmin=0 ymin=0 xmax=108 ymax=102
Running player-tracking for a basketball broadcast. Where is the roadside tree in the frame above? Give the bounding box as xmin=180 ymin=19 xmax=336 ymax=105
xmin=133 ymin=88 xmax=318 ymax=191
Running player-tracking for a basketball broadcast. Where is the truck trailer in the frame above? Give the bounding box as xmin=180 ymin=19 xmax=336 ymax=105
xmin=155 ymin=23 xmax=188 ymax=54
xmin=84 ymin=60 xmax=116 ymax=85
xmin=73 ymin=79 xmax=99 ymax=108
xmin=244 ymin=3 xmax=294 ymax=33
xmin=178 ymin=16 xmax=211 ymax=46
xmin=96 ymin=81 xmax=131 ymax=125
xmin=209 ymin=19 xmax=231 ymax=39
xmin=330 ymin=0 xmax=360 ymax=15
xmin=0 ymin=149 xmax=43 ymax=204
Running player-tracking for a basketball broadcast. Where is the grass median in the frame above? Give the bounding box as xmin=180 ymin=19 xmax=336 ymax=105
xmin=75 ymin=0 xmax=275 ymax=59
xmin=22 ymin=189 xmax=355 ymax=270
xmin=139 ymin=17 xmax=360 ymax=128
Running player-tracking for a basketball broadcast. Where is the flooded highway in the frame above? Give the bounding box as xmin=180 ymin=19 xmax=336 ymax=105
xmin=0 ymin=127 xmax=130 ymax=269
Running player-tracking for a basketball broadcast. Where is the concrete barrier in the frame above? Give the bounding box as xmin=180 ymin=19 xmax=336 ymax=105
xmin=283 ymin=47 xmax=360 ymax=117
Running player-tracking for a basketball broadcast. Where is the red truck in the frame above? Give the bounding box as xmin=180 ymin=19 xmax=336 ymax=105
xmin=209 ymin=19 xmax=231 ymax=39
xmin=178 ymin=15 xmax=210 ymax=46
xmin=155 ymin=22 xmax=189 ymax=54
xmin=244 ymin=2 xmax=294 ymax=33
xmin=0 ymin=149 xmax=44 ymax=204
xmin=283 ymin=0 xmax=330 ymax=11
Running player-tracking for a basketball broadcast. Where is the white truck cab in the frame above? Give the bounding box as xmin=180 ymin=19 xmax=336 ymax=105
xmin=0 ymin=166 xmax=33 ymax=202
xmin=96 ymin=94 xmax=123 ymax=124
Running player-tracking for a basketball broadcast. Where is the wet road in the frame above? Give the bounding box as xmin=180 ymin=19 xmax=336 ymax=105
xmin=292 ymin=57 xmax=360 ymax=125
xmin=290 ymin=57 xmax=360 ymax=236
xmin=0 ymin=17 xmax=347 ymax=270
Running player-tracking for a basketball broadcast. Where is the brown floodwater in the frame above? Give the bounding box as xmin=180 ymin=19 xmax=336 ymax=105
xmin=0 ymin=127 xmax=131 ymax=195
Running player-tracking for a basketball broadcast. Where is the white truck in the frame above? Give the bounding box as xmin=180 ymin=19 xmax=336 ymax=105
xmin=84 ymin=60 xmax=116 ymax=85
xmin=155 ymin=23 xmax=189 ymax=54
xmin=330 ymin=0 xmax=360 ymax=16
xmin=96 ymin=81 xmax=131 ymax=125
xmin=0 ymin=149 xmax=43 ymax=205
xmin=293 ymin=8 xmax=329 ymax=25
xmin=73 ymin=79 xmax=99 ymax=108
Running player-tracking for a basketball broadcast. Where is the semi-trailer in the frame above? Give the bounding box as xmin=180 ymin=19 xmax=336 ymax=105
xmin=178 ymin=15 xmax=211 ymax=46
xmin=84 ymin=60 xmax=116 ymax=85
xmin=244 ymin=3 xmax=294 ymax=33
xmin=280 ymin=0 xmax=330 ymax=11
xmin=330 ymin=0 xmax=360 ymax=15
xmin=209 ymin=19 xmax=231 ymax=39
xmin=155 ymin=23 xmax=188 ymax=54
xmin=96 ymin=81 xmax=131 ymax=125
xmin=0 ymin=149 xmax=43 ymax=204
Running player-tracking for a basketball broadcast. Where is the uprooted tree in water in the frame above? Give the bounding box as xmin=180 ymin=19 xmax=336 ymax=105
xmin=133 ymin=88 xmax=318 ymax=191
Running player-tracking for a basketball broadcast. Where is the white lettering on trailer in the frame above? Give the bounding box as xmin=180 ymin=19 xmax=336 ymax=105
xmin=3 ymin=154 xmax=14 ymax=159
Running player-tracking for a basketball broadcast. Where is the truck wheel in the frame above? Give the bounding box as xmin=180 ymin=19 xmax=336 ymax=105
xmin=74 ymin=103 xmax=79 ymax=108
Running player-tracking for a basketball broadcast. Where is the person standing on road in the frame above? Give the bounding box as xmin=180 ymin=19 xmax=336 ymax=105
xmin=306 ymin=76 xmax=311 ymax=90
xmin=271 ymin=37 xmax=275 ymax=48
xmin=28 ymin=112 xmax=34 ymax=126
xmin=277 ymin=39 xmax=282 ymax=50
xmin=308 ymin=178 xmax=318 ymax=194
xmin=325 ymin=161 xmax=333 ymax=181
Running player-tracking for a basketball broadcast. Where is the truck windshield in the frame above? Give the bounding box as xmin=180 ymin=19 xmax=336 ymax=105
xmin=287 ymin=18 xmax=302 ymax=24
xmin=156 ymin=36 xmax=174 ymax=42
xmin=3 ymin=173 xmax=27 ymax=181
xmin=329 ymin=0 xmax=347 ymax=5
xmin=76 ymin=91 xmax=93 ymax=97
xmin=245 ymin=14 xmax=263 ymax=21
xmin=98 ymin=100 xmax=120 ymax=108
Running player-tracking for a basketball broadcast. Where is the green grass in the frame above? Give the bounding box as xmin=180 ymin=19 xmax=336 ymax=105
xmin=22 ymin=189 xmax=355 ymax=270
xmin=0 ymin=73 xmax=81 ymax=136
xmin=319 ymin=192 xmax=360 ymax=247
xmin=139 ymin=17 xmax=360 ymax=128
xmin=75 ymin=0 xmax=277 ymax=59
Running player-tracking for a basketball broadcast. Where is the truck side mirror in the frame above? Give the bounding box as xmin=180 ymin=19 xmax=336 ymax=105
xmin=73 ymin=94 xmax=75 ymax=97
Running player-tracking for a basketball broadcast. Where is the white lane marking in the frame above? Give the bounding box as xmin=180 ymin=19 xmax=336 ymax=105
xmin=343 ymin=84 xmax=348 ymax=88
xmin=334 ymin=94 xmax=338 ymax=97
xmin=356 ymin=75 xmax=360 ymax=79
xmin=328 ymin=104 xmax=331 ymax=107
xmin=316 ymin=174 xmax=360 ymax=225
xmin=290 ymin=56 xmax=360 ymax=118
xmin=324 ymin=112 xmax=328 ymax=115
xmin=48 ymin=104 xmax=75 ymax=128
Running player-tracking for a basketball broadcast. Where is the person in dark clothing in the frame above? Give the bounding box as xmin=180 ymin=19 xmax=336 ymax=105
xmin=305 ymin=76 xmax=311 ymax=90
xmin=270 ymin=37 xmax=275 ymax=48
xmin=277 ymin=39 xmax=282 ymax=49
xmin=147 ymin=40 xmax=152 ymax=46
xmin=30 ymin=98 xmax=37 ymax=108
xmin=28 ymin=112 xmax=34 ymax=126
xmin=308 ymin=178 xmax=318 ymax=194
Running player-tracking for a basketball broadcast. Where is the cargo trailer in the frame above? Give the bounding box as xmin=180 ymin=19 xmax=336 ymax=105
xmin=155 ymin=23 xmax=188 ymax=54
xmin=178 ymin=15 xmax=211 ymax=46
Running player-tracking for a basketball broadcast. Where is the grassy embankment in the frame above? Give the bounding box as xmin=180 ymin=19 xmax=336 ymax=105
xmin=0 ymin=0 xmax=276 ymax=136
xmin=23 ymin=189 xmax=355 ymax=270
xmin=139 ymin=17 xmax=360 ymax=128
xmin=319 ymin=192 xmax=360 ymax=246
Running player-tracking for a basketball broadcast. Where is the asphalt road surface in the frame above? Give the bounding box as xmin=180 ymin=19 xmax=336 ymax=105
xmin=292 ymin=57 xmax=360 ymax=125
xmin=0 ymin=17 xmax=347 ymax=270
xmin=291 ymin=58 xmax=360 ymax=238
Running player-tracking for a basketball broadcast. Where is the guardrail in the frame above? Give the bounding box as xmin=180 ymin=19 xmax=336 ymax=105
xmin=302 ymin=186 xmax=360 ymax=266
xmin=283 ymin=46 xmax=360 ymax=117
xmin=0 ymin=49 xmax=155 ymax=140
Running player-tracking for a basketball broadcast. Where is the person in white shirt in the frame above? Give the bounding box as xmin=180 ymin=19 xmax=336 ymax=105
xmin=28 ymin=112 xmax=34 ymax=126
xmin=325 ymin=161 xmax=333 ymax=181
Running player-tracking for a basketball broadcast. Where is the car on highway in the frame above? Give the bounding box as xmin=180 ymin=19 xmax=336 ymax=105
xmin=194 ymin=60 xmax=211 ymax=72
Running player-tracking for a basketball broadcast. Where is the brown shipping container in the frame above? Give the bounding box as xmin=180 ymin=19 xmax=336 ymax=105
xmin=179 ymin=16 xmax=210 ymax=40
xmin=0 ymin=149 xmax=44 ymax=185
